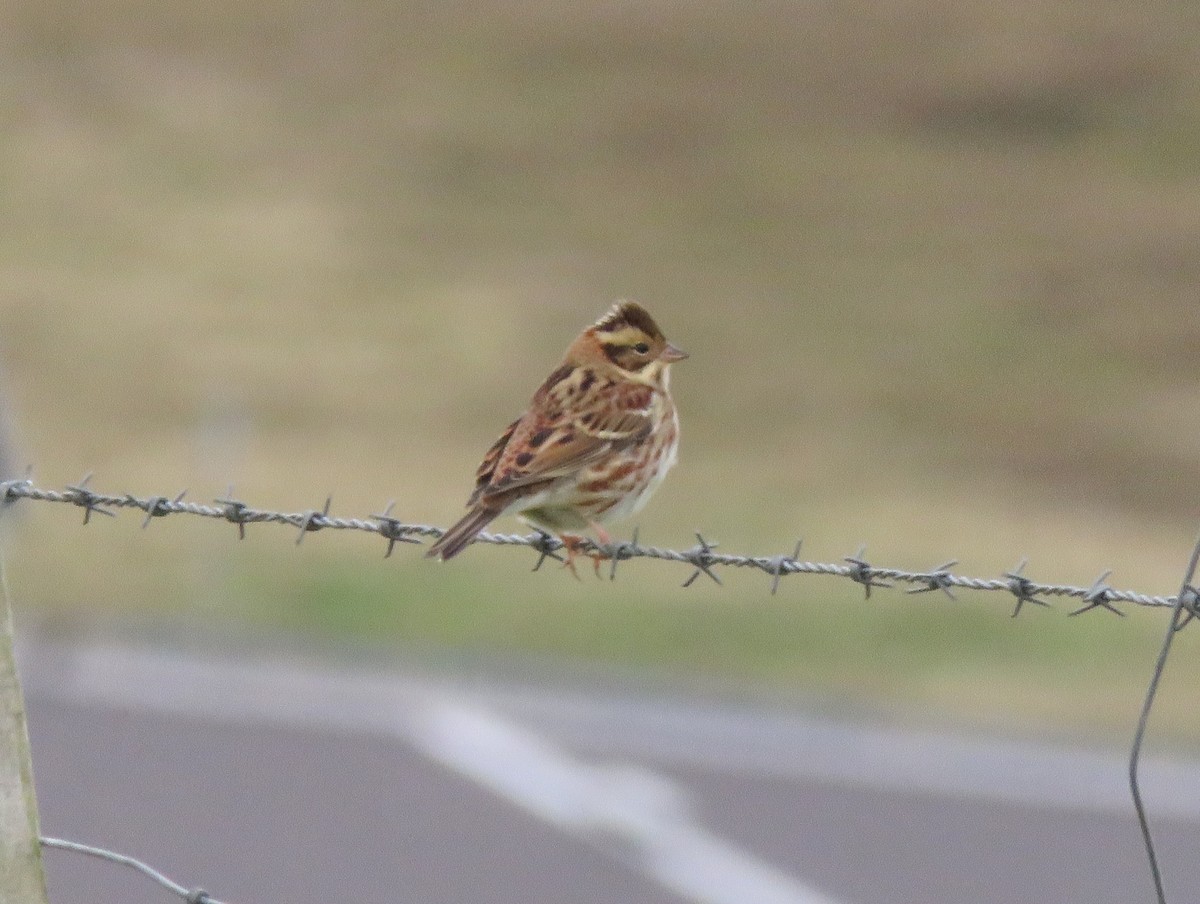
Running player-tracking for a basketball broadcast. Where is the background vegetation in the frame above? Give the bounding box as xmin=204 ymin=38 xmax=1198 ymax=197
xmin=4 ymin=0 xmax=1200 ymax=743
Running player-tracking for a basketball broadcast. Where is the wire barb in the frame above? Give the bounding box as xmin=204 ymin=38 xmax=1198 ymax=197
xmin=681 ymin=532 xmax=722 ymax=587
xmin=1003 ymin=558 xmax=1051 ymax=618
xmin=64 ymin=473 xmax=116 ymax=524
xmin=907 ymin=559 xmax=959 ymax=601
xmin=0 ymin=476 xmax=32 ymax=504
xmin=213 ymin=488 xmax=251 ymax=539
xmin=1172 ymin=585 xmax=1199 ymax=633
xmin=528 ymin=530 xmax=565 ymax=571
xmin=1069 ymin=570 xmax=1124 ymax=617
xmin=844 ymin=546 xmax=892 ymax=599
xmin=604 ymin=526 xmax=641 ymax=581
xmin=132 ymin=490 xmax=188 ymax=529
xmin=294 ymin=496 xmax=333 ymax=545
xmin=372 ymin=501 xmax=423 ymax=558
xmin=767 ymin=539 xmax=804 ymax=596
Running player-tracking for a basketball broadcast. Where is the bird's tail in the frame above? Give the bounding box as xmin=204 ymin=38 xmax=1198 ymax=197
xmin=426 ymin=506 xmax=500 ymax=560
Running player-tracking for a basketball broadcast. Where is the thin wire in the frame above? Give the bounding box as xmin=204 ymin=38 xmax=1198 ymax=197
xmin=40 ymin=837 xmax=225 ymax=904
xmin=1128 ymin=531 xmax=1200 ymax=904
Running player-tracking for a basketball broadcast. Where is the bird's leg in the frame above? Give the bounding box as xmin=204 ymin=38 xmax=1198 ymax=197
xmin=585 ymin=522 xmax=613 ymax=577
xmin=558 ymin=526 xmax=612 ymax=579
xmin=558 ymin=534 xmax=586 ymax=581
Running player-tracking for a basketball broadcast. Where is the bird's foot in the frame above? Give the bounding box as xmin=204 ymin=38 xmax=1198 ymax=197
xmin=560 ymin=533 xmax=606 ymax=579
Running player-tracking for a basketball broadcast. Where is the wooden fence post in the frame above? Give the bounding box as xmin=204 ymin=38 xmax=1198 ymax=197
xmin=0 ymin=553 xmax=50 ymax=904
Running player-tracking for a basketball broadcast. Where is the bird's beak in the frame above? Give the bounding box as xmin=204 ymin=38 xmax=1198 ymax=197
xmin=661 ymin=343 xmax=689 ymax=363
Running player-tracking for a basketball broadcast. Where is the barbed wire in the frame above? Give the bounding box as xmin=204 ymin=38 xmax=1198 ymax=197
xmin=40 ymin=836 xmax=227 ymax=904
xmin=8 ymin=472 xmax=1200 ymax=904
xmin=0 ymin=474 xmax=1192 ymax=618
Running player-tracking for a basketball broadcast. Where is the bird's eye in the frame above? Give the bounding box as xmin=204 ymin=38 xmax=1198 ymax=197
xmin=633 ymin=342 xmax=650 ymax=354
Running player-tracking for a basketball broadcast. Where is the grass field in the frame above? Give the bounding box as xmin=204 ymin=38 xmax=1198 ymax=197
xmin=4 ymin=0 xmax=1200 ymax=744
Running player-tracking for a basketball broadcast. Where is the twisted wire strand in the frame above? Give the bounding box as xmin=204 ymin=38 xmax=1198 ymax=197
xmin=0 ymin=475 xmax=1183 ymax=613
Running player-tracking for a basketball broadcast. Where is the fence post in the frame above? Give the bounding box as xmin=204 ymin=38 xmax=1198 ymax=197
xmin=0 ymin=554 xmax=50 ymax=904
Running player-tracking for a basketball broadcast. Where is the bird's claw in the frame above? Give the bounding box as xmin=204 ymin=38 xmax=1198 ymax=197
xmin=560 ymin=534 xmax=605 ymax=580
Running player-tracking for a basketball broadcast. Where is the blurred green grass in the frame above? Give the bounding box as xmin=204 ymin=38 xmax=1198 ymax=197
xmin=4 ymin=0 xmax=1200 ymax=743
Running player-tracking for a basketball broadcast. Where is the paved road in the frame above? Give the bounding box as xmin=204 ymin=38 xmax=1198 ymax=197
xmin=18 ymin=640 xmax=1200 ymax=904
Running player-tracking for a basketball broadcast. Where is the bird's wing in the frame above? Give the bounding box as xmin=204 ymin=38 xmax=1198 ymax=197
xmin=478 ymin=366 xmax=654 ymax=500
xmin=466 ymin=417 xmax=522 ymax=508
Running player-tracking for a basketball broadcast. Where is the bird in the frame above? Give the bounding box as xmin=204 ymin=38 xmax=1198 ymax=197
xmin=426 ymin=300 xmax=687 ymax=574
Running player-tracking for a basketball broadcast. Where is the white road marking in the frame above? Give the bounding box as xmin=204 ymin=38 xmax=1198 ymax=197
xmin=465 ymin=683 xmax=1200 ymax=820
xmin=20 ymin=640 xmax=1200 ymax=822
xmin=412 ymin=702 xmax=843 ymax=904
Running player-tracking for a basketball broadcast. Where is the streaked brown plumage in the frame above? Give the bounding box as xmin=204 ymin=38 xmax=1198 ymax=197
xmin=427 ymin=301 xmax=686 ymax=569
